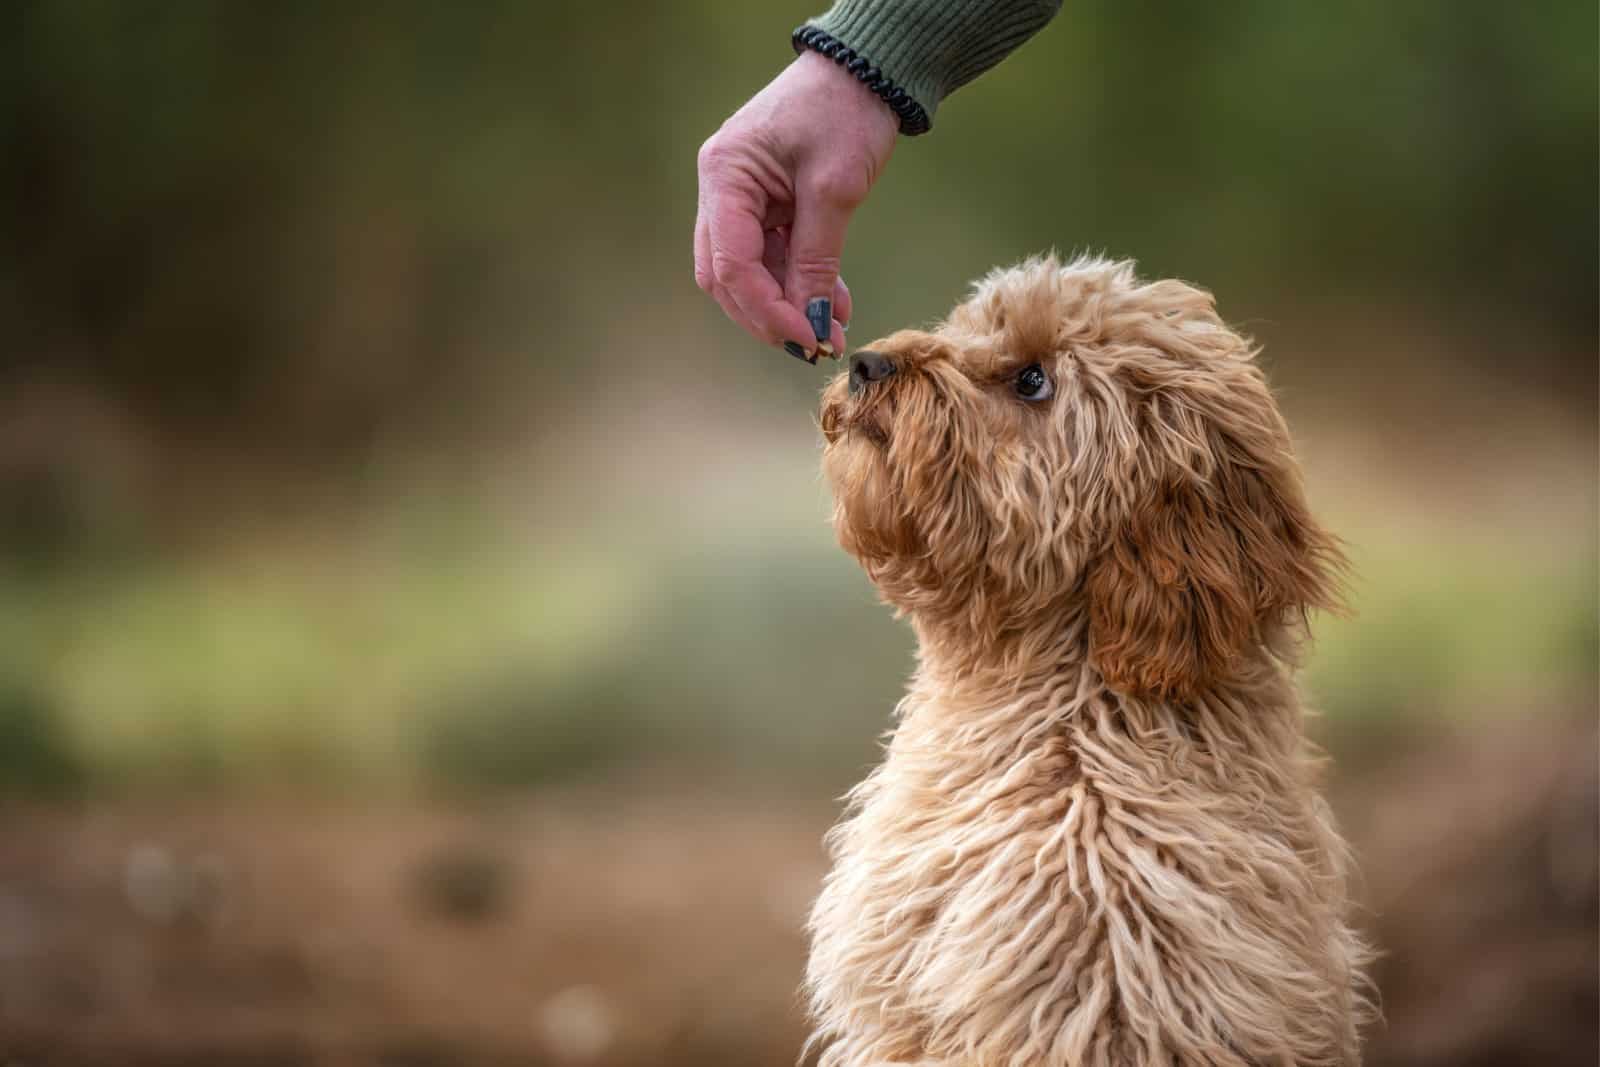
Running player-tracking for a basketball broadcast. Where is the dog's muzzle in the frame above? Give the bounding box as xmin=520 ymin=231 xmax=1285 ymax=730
xmin=848 ymin=351 xmax=896 ymax=395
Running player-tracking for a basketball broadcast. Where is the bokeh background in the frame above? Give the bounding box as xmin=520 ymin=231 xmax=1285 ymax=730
xmin=1 ymin=1 xmax=1596 ymax=1063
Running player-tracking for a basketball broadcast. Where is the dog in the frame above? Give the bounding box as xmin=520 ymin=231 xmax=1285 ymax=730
xmin=808 ymin=256 xmax=1372 ymax=1066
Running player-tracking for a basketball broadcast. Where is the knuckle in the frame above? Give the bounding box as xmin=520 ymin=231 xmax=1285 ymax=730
xmin=709 ymin=251 xmax=747 ymax=288
xmin=789 ymin=252 xmax=842 ymax=282
xmin=806 ymin=164 xmax=869 ymax=206
xmin=697 ymin=134 xmax=729 ymax=173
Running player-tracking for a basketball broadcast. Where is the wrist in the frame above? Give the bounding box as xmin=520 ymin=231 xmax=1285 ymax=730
xmin=792 ymin=26 xmax=930 ymax=136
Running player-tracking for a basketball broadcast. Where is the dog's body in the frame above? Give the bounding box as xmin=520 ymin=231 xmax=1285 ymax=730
xmin=808 ymin=257 xmax=1370 ymax=1066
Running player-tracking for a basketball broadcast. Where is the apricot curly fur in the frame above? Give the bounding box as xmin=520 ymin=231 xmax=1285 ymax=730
xmin=810 ymin=256 xmax=1373 ymax=1066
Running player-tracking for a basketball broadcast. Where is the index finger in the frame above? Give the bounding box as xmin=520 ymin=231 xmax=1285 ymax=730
xmin=705 ymin=180 xmax=815 ymax=349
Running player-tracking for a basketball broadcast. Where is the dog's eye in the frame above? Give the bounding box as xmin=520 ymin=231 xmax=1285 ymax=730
xmin=1013 ymin=363 xmax=1052 ymax=401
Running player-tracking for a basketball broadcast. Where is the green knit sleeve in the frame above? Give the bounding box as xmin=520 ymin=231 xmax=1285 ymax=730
xmin=795 ymin=0 xmax=1062 ymax=134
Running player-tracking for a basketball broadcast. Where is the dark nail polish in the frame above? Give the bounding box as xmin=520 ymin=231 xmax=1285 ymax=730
xmin=784 ymin=340 xmax=817 ymax=365
xmin=806 ymin=297 xmax=832 ymax=344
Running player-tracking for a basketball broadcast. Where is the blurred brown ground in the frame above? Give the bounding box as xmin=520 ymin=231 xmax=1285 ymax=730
xmin=2 ymin=710 xmax=1594 ymax=1067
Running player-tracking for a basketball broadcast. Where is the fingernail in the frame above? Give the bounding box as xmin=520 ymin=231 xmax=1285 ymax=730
xmin=784 ymin=340 xmax=817 ymax=365
xmin=806 ymin=298 xmax=832 ymax=344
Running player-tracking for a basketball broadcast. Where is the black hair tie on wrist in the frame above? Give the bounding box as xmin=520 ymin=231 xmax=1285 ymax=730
xmin=792 ymin=25 xmax=931 ymax=136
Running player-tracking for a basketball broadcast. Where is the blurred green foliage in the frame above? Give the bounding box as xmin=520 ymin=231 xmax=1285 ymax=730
xmin=0 ymin=681 xmax=82 ymax=793
xmin=2 ymin=1 xmax=1593 ymax=453
xmin=0 ymin=501 xmax=1591 ymax=790
xmin=1308 ymin=531 xmax=1599 ymax=724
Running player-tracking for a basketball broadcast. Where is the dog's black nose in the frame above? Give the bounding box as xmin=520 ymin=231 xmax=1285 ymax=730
xmin=849 ymin=351 xmax=896 ymax=392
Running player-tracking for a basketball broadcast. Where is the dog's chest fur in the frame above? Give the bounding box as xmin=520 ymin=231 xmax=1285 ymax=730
xmin=804 ymin=666 xmax=1366 ymax=1067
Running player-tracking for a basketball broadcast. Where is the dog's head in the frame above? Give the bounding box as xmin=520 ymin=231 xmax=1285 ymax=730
xmin=820 ymin=256 xmax=1342 ymax=701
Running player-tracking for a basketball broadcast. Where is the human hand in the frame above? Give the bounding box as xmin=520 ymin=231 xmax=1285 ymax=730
xmin=695 ymin=50 xmax=898 ymax=362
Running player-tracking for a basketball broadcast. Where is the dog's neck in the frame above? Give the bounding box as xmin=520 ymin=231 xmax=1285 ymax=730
xmin=904 ymin=601 xmax=1101 ymax=722
xmin=905 ymin=603 xmax=1299 ymax=741
xmin=911 ymin=610 xmax=1090 ymax=694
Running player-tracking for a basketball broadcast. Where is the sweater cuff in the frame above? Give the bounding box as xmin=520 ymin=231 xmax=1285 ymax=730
xmin=795 ymin=0 xmax=1061 ymax=135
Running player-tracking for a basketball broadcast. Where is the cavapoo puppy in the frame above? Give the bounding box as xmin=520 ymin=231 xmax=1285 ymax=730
xmin=808 ymin=256 xmax=1371 ymax=1067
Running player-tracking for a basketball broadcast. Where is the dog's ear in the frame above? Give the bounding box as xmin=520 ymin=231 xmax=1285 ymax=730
xmin=1086 ymin=440 xmax=1343 ymax=702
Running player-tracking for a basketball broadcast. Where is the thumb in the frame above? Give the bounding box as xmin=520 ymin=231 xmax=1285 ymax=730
xmin=783 ymin=186 xmax=854 ymax=353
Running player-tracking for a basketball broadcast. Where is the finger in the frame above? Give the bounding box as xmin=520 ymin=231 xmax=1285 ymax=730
xmin=832 ymin=275 xmax=852 ymax=329
xmin=708 ymin=271 xmax=748 ymax=330
xmin=698 ymin=212 xmax=756 ymax=337
xmin=761 ymin=229 xmax=837 ymax=357
xmin=707 ymin=184 xmax=815 ymax=349
xmin=694 ymin=153 xmax=718 ymax=294
xmin=693 ymin=207 xmax=742 ymax=322
xmin=783 ymin=183 xmax=854 ymax=344
xmin=694 ymin=211 xmax=713 ymax=293
xmin=762 ymin=225 xmax=788 ymax=282
xmin=792 ymin=265 xmax=850 ymax=355
xmin=698 ymin=154 xmax=786 ymax=344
